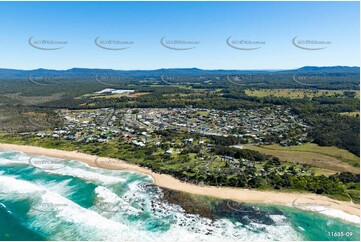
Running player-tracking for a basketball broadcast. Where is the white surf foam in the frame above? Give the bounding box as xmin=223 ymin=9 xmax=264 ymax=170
xmin=0 ymin=175 xmax=147 ymax=241
xmin=0 ymin=175 xmax=45 ymax=198
xmin=305 ymin=205 xmax=360 ymax=224
xmin=45 ymin=166 xmax=126 ymax=184
xmin=0 ymin=153 xmax=30 ymax=166
xmin=93 ymin=186 xmax=140 ymax=214
xmin=35 ymin=179 xmax=75 ymax=198
xmin=0 ymin=151 xmax=304 ymax=241
xmin=113 ymin=179 xmax=302 ymax=241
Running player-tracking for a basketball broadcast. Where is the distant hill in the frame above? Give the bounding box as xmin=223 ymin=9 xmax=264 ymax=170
xmin=0 ymin=66 xmax=359 ymax=79
xmin=0 ymin=68 xmax=257 ymax=79
xmin=291 ymin=66 xmax=360 ymax=73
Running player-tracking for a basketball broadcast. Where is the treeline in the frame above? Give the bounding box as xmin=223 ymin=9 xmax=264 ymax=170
xmin=39 ymin=88 xmax=361 ymax=156
xmin=211 ymin=145 xmax=273 ymax=162
xmin=289 ymin=97 xmax=360 ymax=156
xmin=146 ymin=160 xmax=355 ymax=201
xmin=306 ymin=114 xmax=359 ymax=156
xmin=207 ymin=135 xmax=248 ymax=146
xmin=259 ymin=93 xmax=359 ymax=156
xmin=1 ymin=72 xmax=359 ymax=155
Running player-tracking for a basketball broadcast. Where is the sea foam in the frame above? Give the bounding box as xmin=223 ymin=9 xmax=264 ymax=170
xmin=305 ymin=205 xmax=360 ymax=224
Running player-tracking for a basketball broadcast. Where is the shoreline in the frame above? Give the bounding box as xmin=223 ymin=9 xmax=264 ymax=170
xmin=0 ymin=143 xmax=360 ymax=224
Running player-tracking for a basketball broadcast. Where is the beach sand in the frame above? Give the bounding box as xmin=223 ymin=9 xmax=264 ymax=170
xmin=0 ymin=143 xmax=359 ymax=222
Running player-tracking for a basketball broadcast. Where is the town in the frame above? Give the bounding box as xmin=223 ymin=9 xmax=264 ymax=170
xmin=38 ymin=107 xmax=310 ymax=148
xmin=30 ymin=107 xmax=312 ymax=180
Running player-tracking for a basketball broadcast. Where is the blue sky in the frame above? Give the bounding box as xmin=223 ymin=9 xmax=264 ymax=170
xmin=0 ymin=1 xmax=359 ymax=70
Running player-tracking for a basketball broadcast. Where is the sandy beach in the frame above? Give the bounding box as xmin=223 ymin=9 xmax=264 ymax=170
xmin=0 ymin=143 xmax=359 ymax=223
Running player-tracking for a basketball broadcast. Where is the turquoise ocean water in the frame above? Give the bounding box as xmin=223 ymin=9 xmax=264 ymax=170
xmin=0 ymin=150 xmax=359 ymax=241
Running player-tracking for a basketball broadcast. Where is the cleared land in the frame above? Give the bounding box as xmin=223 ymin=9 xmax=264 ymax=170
xmin=245 ymin=89 xmax=360 ymax=99
xmin=340 ymin=112 xmax=360 ymax=117
xmin=246 ymin=143 xmax=360 ymax=174
xmin=4 ymin=93 xmax=64 ymax=105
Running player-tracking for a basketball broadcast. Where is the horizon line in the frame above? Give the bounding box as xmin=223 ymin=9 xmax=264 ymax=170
xmin=1 ymin=65 xmax=360 ymax=72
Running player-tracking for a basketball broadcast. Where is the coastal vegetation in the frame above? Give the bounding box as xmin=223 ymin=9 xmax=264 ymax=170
xmin=0 ymin=67 xmax=359 ymax=203
xmin=0 ymin=133 xmax=359 ymax=203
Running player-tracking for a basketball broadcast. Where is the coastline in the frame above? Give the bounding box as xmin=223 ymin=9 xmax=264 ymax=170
xmin=0 ymin=142 xmax=359 ymax=224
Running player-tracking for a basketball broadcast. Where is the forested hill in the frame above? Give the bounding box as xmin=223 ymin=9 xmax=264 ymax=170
xmin=292 ymin=66 xmax=360 ymax=73
xmin=0 ymin=66 xmax=359 ymax=80
xmin=0 ymin=68 xmax=261 ymax=79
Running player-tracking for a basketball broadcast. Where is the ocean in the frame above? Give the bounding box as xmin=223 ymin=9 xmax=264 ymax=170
xmin=0 ymin=149 xmax=359 ymax=241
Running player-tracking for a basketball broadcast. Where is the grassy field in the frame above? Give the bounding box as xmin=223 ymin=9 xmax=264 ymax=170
xmin=340 ymin=111 xmax=360 ymax=117
xmin=4 ymin=93 xmax=64 ymax=105
xmin=246 ymin=143 xmax=360 ymax=174
xmin=245 ymin=89 xmax=360 ymax=99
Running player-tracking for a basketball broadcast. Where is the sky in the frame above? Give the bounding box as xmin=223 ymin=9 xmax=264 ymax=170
xmin=0 ymin=1 xmax=359 ymax=70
